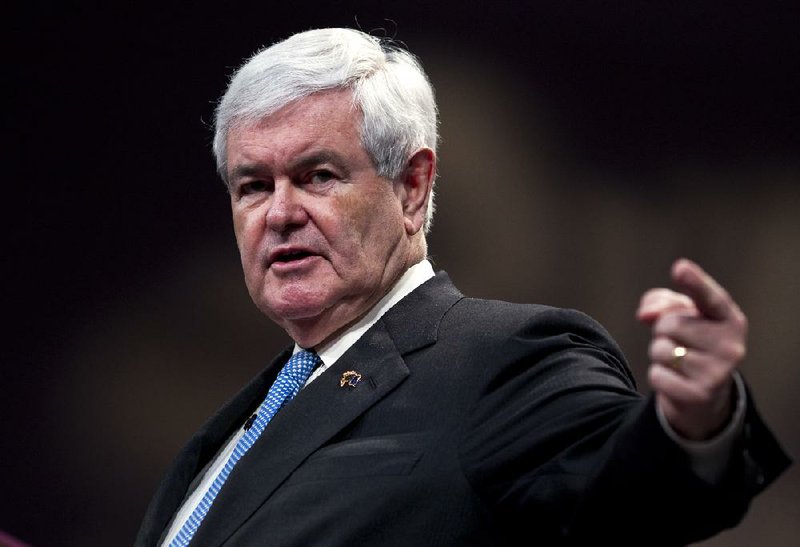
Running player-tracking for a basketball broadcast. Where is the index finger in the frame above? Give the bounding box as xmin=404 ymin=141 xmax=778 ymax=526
xmin=671 ymin=258 xmax=738 ymax=321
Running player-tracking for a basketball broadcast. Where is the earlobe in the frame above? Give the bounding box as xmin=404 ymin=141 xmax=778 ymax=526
xmin=399 ymin=148 xmax=436 ymax=235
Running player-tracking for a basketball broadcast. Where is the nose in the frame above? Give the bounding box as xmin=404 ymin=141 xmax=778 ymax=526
xmin=265 ymin=179 xmax=309 ymax=232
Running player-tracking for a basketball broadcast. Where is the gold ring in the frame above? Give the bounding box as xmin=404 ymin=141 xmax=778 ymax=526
xmin=672 ymin=346 xmax=688 ymax=370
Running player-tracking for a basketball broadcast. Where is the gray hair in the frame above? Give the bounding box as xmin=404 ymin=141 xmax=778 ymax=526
xmin=213 ymin=28 xmax=439 ymax=232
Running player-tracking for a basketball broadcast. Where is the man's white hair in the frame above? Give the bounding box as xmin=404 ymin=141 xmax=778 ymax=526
xmin=213 ymin=28 xmax=439 ymax=232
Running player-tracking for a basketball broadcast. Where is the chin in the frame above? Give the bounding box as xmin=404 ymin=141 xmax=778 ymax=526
xmin=264 ymin=302 xmax=339 ymax=348
xmin=259 ymin=290 xmax=334 ymax=322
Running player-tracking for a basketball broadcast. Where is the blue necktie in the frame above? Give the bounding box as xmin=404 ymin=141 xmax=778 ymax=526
xmin=170 ymin=349 xmax=321 ymax=546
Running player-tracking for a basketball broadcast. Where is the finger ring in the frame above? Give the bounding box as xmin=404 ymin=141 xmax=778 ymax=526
xmin=672 ymin=346 xmax=688 ymax=370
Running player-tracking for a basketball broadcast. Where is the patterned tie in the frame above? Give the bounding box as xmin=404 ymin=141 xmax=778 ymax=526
xmin=170 ymin=349 xmax=321 ymax=546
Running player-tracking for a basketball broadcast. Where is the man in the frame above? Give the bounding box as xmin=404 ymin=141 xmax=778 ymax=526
xmin=137 ymin=28 xmax=789 ymax=546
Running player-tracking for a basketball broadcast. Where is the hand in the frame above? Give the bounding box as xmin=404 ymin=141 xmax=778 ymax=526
xmin=636 ymin=259 xmax=748 ymax=441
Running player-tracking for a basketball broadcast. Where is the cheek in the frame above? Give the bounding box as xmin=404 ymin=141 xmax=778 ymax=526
xmin=359 ymin=199 xmax=404 ymax=250
xmin=336 ymin=213 xmax=403 ymax=280
xmin=339 ymin=190 xmax=401 ymax=238
xmin=231 ymin=207 xmax=246 ymax=244
xmin=316 ymin=197 xmax=364 ymax=252
xmin=232 ymin=212 xmax=262 ymax=268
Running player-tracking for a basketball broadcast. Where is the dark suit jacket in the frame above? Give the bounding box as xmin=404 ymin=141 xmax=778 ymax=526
xmin=136 ymin=272 xmax=790 ymax=546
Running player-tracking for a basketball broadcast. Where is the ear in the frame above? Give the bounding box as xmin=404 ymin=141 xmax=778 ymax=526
xmin=395 ymin=148 xmax=436 ymax=235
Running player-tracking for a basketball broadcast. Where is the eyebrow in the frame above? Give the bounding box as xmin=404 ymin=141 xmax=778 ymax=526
xmin=286 ymin=150 xmax=349 ymax=176
xmin=229 ymin=163 xmax=266 ymax=182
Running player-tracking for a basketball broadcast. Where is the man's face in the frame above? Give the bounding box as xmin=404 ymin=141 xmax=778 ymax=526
xmin=226 ymin=90 xmax=413 ymax=347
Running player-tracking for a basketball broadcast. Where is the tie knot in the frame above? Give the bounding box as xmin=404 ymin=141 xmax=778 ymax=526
xmin=285 ymin=349 xmax=321 ymax=383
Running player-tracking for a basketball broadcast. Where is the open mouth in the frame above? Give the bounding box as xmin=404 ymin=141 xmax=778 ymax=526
xmin=274 ymin=250 xmax=313 ymax=262
xmin=269 ymin=248 xmax=317 ymax=266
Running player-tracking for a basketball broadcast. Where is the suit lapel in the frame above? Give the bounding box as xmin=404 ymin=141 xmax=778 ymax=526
xmin=192 ymin=322 xmax=411 ymax=545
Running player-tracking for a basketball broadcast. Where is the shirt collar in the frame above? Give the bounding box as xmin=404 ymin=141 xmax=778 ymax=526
xmin=296 ymin=259 xmax=435 ymax=385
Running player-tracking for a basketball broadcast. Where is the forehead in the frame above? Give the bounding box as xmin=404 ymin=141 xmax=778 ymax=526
xmin=226 ymin=90 xmax=364 ymax=164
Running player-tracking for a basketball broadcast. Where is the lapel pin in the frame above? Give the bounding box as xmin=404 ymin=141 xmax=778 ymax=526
xmin=340 ymin=370 xmax=362 ymax=388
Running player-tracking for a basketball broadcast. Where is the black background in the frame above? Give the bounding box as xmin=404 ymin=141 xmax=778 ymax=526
xmin=5 ymin=2 xmax=800 ymax=545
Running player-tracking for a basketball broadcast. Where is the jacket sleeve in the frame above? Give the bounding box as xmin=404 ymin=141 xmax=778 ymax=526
xmin=457 ymin=305 xmax=790 ymax=546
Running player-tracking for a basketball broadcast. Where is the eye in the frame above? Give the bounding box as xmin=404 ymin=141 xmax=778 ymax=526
xmin=240 ymin=180 xmax=270 ymax=195
xmin=309 ymin=170 xmax=336 ymax=185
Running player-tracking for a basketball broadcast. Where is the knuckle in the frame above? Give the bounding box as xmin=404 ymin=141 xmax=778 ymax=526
xmin=735 ymin=312 xmax=749 ymax=334
xmin=648 ymin=340 xmax=659 ymax=361
xmin=730 ymin=342 xmax=747 ymax=363
xmin=717 ymin=338 xmax=746 ymax=363
xmin=649 ymin=336 xmax=671 ymax=362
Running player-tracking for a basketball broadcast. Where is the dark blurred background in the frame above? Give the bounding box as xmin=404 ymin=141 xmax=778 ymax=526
xmin=5 ymin=1 xmax=799 ymax=545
